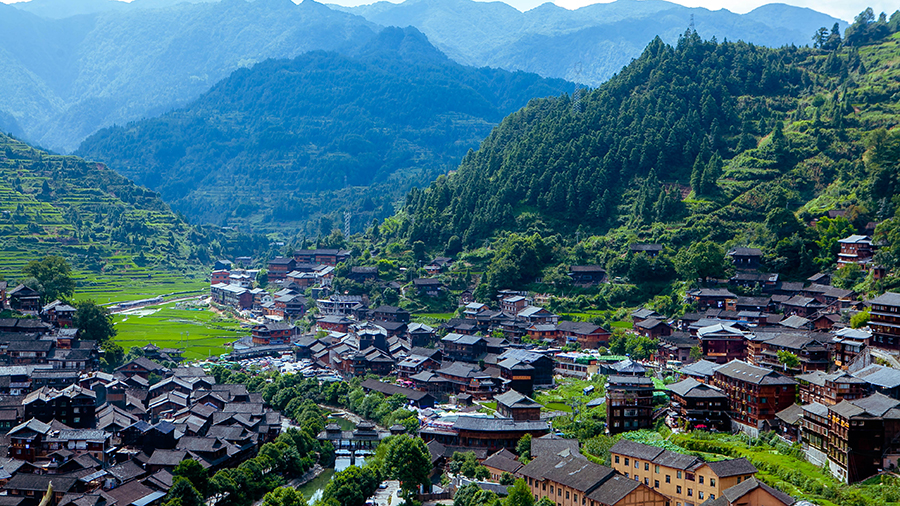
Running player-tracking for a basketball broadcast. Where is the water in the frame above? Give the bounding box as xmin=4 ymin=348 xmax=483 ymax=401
xmin=297 ymin=455 xmax=365 ymax=503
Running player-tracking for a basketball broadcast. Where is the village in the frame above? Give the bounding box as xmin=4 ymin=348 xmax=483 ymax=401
xmin=0 ymin=230 xmax=899 ymax=506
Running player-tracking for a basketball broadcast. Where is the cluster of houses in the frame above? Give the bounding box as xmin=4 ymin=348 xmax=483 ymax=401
xmin=0 ymin=284 xmax=282 ymax=506
xmin=0 ymin=352 xmax=282 ymax=506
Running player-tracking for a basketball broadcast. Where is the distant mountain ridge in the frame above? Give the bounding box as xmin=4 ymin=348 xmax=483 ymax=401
xmin=75 ymin=26 xmax=572 ymax=235
xmin=0 ymin=0 xmax=845 ymax=153
xmin=0 ymin=0 xmax=378 ymax=152
xmin=332 ymin=0 xmax=847 ymax=85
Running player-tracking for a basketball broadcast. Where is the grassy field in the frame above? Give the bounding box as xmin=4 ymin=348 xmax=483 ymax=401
xmin=113 ymin=303 xmax=247 ymax=360
xmin=536 ymin=377 xmax=605 ymax=411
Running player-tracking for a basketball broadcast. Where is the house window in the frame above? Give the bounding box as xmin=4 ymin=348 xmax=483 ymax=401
xmin=655 ymin=480 xmax=659 ymax=488
xmin=645 ymin=463 xmax=650 ymax=471
xmin=710 ymin=478 xmax=715 ymax=487
xmin=615 ymin=456 xmax=620 ymax=464
xmin=677 ymin=471 xmax=682 ymax=479
xmin=677 ymin=486 xmax=682 ymax=494
xmin=737 ymin=477 xmax=741 ymax=483
xmin=710 ymin=495 xmax=715 ymax=500
xmin=655 ymin=465 xmax=660 ymax=473
xmin=699 ymin=492 xmax=704 ymax=500
xmin=688 ymin=489 xmax=692 ymax=497
xmin=566 ymin=491 xmax=569 ymax=499
xmin=666 ymin=475 xmax=671 ymax=483
xmin=625 ymin=458 xmax=630 ymax=466
xmin=644 ymin=478 xmax=649 ymax=486
xmin=699 ymin=476 xmax=704 ymax=484
xmin=635 ymin=461 xmax=639 ymax=469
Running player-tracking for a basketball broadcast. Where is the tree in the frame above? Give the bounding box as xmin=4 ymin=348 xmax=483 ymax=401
xmin=174 ymin=459 xmax=210 ymax=498
xmin=101 ymin=342 xmax=125 ymax=372
xmin=516 ymin=434 xmax=532 ymax=460
xmin=499 ymin=472 xmax=515 ymax=486
xmin=256 ymin=269 xmax=268 ymax=289
xmin=165 ymin=477 xmax=205 ymax=506
xmin=381 ymin=435 xmax=432 ymax=501
xmin=777 ymin=350 xmax=801 ymax=370
xmin=22 ymin=255 xmax=75 ymax=303
xmin=851 ymin=309 xmax=870 ymax=329
xmin=261 ymin=487 xmax=306 ymax=506
xmin=812 ymin=26 xmax=828 ymax=48
xmin=474 ymin=465 xmax=490 ymax=481
xmin=504 ymin=479 xmax=534 ymax=506
xmin=674 ymin=241 xmax=726 ymax=282
xmin=74 ymin=300 xmax=117 ymax=343
xmin=832 ymin=264 xmax=865 ymax=289
xmin=689 ymin=346 xmax=703 ymax=362
xmin=322 ymin=465 xmax=378 ymax=506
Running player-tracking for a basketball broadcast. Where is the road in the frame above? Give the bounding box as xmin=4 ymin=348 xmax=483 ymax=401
xmin=373 ymin=480 xmax=400 ymax=506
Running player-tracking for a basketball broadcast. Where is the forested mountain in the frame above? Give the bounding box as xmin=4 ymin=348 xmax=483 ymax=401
xmin=0 ymin=133 xmax=268 ymax=280
xmin=75 ymin=27 xmax=572 ymax=236
xmin=0 ymin=0 xmax=378 ymax=152
xmin=1 ymin=0 xmax=846 ymax=153
xmin=333 ymin=0 xmax=845 ymax=85
xmin=394 ymin=16 xmax=900 ymax=290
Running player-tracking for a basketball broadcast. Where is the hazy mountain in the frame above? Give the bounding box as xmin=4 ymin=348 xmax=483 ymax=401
xmin=331 ymin=0 xmax=846 ymax=85
xmin=0 ymin=0 xmax=378 ymax=152
xmin=75 ymin=27 xmax=573 ymax=235
xmin=10 ymin=0 xmax=220 ymax=19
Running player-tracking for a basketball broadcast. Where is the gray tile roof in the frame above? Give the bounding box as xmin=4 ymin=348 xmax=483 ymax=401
xmin=714 ymin=360 xmax=796 ymax=386
xmin=704 ymin=457 xmax=759 ymax=478
xmin=722 ymin=477 xmax=794 ymax=505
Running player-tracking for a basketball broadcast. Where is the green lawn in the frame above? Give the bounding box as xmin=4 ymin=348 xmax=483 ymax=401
xmin=610 ymin=321 xmax=633 ymax=329
xmin=113 ymin=304 xmax=247 ymax=360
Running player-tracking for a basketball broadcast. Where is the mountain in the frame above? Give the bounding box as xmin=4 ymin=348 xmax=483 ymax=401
xmin=75 ymin=27 xmax=573 ymax=236
xmin=0 ymin=132 xmax=270 ymax=283
xmin=396 ymin=24 xmax=900 ymax=284
xmin=0 ymin=0 xmax=378 ymax=152
xmin=332 ymin=0 xmax=847 ymax=85
xmin=11 ymin=0 xmax=218 ymax=19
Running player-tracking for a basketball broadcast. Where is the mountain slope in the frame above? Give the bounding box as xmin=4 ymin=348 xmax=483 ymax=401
xmin=334 ymin=0 xmax=846 ymax=85
xmin=398 ymin=28 xmax=900 ymax=282
xmin=0 ymin=0 xmax=378 ymax=152
xmin=75 ymin=27 xmax=572 ymax=236
xmin=0 ymin=132 xmax=268 ymax=285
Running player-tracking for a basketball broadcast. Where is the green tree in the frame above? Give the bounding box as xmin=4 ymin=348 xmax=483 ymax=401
xmin=256 ymin=269 xmax=268 ymax=289
xmin=777 ymin=350 xmax=801 ymax=370
xmin=516 ymin=434 xmax=532 ymax=460
xmin=74 ymin=300 xmax=117 ymax=343
xmin=689 ymin=346 xmax=703 ymax=362
xmin=165 ymin=477 xmax=205 ymax=506
xmin=381 ymin=435 xmax=432 ymax=501
xmin=674 ymin=241 xmax=726 ymax=282
xmin=851 ymin=309 xmax=870 ymax=328
xmin=504 ymin=479 xmax=534 ymax=506
xmin=22 ymin=255 xmax=75 ymax=303
xmin=174 ymin=459 xmax=210 ymax=497
xmin=101 ymin=342 xmax=125 ymax=372
xmin=815 ymin=216 xmax=855 ymax=268
xmin=261 ymin=487 xmax=306 ymax=506
xmin=832 ymin=264 xmax=865 ymax=289
xmin=499 ymin=472 xmax=515 ymax=486
xmin=322 ymin=465 xmax=378 ymax=506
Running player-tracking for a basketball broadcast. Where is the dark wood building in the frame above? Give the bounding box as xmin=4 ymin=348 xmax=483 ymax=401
xmin=666 ymin=377 xmax=729 ymax=431
xmin=869 ymin=292 xmax=900 ymax=349
xmin=494 ymin=389 xmax=542 ymax=421
xmin=606 ymin=375 xmax=655 ymax=435
xmin=712 ymin=360 xmax=797 ymax=434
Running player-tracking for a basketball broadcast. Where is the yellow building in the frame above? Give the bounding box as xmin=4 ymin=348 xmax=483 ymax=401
xmin=519 ymin=453 xmax=668 ymax=506
xmin=610 ymin=440 xmax=758 ymax=506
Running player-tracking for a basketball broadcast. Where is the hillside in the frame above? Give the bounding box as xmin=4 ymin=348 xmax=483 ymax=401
xmin=0 ymin=133 xmax=269 ymax=301
xmin=0 ymin=0 xmax=378 ymax=152
xmin=387 ymin=20 xmax=900 ymax=299
xmin=333 ymin=0 xmax=846 ymax=85
xmin=75 ymin=27 xmax=572 ymax=236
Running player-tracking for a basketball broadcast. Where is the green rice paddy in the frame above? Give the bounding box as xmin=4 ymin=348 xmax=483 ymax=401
xmin=113 ymin=303 xmax=248 ymax=360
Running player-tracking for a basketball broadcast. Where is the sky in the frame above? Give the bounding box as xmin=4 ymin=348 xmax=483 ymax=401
xmin=0 ymin=0 xmax=892 ymax=22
